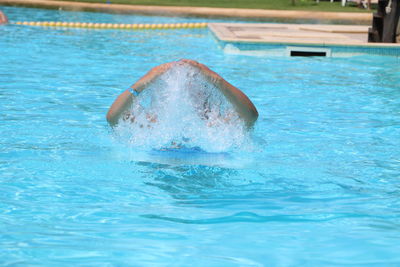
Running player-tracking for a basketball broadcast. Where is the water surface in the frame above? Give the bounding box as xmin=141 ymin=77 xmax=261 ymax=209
xmin=1 ymin=6 xmax=400 ymax=266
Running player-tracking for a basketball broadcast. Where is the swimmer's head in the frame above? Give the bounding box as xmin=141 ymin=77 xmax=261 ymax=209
xmin=187 ymin=86 xmax=212 ymax=119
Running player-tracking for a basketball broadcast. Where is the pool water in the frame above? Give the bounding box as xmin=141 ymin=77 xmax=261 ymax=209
xmin=1 ymin=6 xmax=400 ymax=266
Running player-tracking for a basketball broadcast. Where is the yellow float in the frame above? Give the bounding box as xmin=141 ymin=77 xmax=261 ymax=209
xmin=13 ymin=21 xmax=208 ymax=30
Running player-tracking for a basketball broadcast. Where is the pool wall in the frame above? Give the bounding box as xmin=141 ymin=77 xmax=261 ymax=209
xmin=220 ymin=41 xmax=400 ymax=57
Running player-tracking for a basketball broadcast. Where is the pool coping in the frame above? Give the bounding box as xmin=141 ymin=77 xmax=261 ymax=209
xmin=209 ymin=23 xmax=400 ymax=49
xmin=0 ymin=0 xmax=372 ymax=24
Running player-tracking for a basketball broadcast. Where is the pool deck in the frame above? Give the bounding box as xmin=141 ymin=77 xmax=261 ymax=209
xmin=209 ymin=23 xmax=400 ymax=48
xmin=0 ymin=0 xmax=372 ymax=24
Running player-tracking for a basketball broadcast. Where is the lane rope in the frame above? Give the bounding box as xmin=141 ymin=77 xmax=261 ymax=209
xmin=13 ymin=21 xmax=208 ymax=29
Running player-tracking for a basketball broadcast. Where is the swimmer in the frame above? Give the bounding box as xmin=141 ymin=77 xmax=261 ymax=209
xmin=106 ymin=59 xmax=258 ymax=128
xmin=0 ymin=10 xmax=8 ymax=24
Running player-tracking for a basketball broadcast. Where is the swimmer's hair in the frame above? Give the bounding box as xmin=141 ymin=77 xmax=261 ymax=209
xmin=0 ymin=11 xmax=8 ymax=25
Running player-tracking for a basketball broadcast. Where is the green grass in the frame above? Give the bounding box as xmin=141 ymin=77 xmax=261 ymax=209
xmin=60 ymin=0 xmax=373 ymax=13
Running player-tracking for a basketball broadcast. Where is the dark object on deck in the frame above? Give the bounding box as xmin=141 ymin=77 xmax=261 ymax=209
xmin=368 ymin=0 xmax=400 ymax=42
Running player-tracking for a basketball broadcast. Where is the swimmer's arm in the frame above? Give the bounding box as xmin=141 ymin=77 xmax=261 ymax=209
xmin=182 ymin=59 xmax=259 ymax=128
xmin=106 ymin=90 xmax=133 ymax=126
xmin=106 ymin=62 xmax=172 ymax=126
xmin=218 ymin=80 xmax=259 ymax=128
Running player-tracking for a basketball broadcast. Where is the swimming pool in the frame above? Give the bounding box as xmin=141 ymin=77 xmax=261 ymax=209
xmin=1 ymin=6 xmax=400 ymax=266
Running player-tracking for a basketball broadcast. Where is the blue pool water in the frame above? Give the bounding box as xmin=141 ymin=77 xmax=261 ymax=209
xmin=1 ymin=6 xmax=400 ymax=266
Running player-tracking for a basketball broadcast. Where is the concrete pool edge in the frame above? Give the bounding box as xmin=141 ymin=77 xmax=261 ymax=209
xmin=208 ymin=22 xmax=400 ymax=57
xmin=0 ymin=0 xmax=372 ymax=24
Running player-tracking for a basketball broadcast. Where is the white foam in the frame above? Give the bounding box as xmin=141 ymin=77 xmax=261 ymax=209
xmin=112 ymin=63 xmax=251 ymax=153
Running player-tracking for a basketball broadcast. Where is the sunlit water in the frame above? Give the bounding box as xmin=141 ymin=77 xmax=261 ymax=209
xmin=1 ymin=6 xmax=400 ymax=266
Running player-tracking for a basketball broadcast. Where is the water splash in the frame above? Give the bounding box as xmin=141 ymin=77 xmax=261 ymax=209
xmin=113 ymin=63 xmax=251 ymax=153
